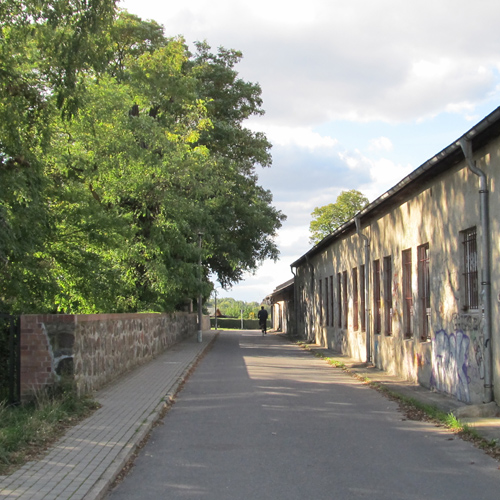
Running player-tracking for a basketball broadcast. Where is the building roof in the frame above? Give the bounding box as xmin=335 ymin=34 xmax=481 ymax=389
xmin=263 ymin=278 xmax=294 ymax=304
xmin=291 ymin=105 xmax=500 ymax=268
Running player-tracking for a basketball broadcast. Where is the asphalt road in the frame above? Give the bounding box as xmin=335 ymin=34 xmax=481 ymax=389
xmin=106 ymin=331 xmax=500 ymax=500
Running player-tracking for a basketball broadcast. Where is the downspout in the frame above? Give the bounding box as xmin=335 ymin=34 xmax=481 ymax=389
xmin=355 ymin=216 xmax=371 ymax=364
xmin=291 ymin=265 xmax=298 ymax=339
xmin=459 ymin=138 xmax=493 ymax=403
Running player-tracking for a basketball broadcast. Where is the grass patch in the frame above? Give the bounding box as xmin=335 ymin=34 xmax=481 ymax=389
xmin=0 ymin=380 xmax=99 ymax=475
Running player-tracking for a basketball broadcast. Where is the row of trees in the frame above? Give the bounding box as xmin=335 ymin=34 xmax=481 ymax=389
xmin=0 ymin=1 xmax=285 ymax=314
xmin=205 ymin=297 xmax=266 ymax=319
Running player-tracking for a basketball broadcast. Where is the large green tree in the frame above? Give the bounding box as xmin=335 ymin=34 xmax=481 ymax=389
xmin=0 ymin=5 xmax=285 ymax=314
xmin=0 ymin=0 xmax=118 ymax=312
xmin=309 ymin=189 xmax=369 ymax=245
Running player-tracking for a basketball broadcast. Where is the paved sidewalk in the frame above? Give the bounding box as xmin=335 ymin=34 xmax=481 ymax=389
xmin=0 ymin=331 xmax=217 ymax=500
xmin=295 ymin=338 xmax=500 ymax=446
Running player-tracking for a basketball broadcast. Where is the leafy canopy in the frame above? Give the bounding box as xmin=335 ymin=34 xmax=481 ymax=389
xmin=309 ymin=189 xmax=369 ymax=245
xmin=0 ymin=3 xmax=285 ymax=314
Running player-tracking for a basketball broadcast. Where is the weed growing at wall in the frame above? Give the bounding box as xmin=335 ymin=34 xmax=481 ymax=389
xmin=0 ymin=381 xmax=99 ymax=475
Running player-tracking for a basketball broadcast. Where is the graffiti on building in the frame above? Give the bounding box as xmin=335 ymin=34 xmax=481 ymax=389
xmin=431 ymin=329 xmax=471 ymax=403
xmin=452 ymin=313 xmax=481 ymax=333
xmin=453 ymin=313 xmax=485 ymax=380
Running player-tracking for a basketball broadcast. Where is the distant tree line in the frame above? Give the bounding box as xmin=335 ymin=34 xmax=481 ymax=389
xmin=205 ymin=297 xmax=268 ymax=319
xmin=0 ymin=1 xmax=285 ymax=314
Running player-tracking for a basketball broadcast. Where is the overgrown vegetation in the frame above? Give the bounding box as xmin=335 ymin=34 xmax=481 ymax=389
xmin=298 ymin=342 xmax=500 ymax=462
xmin=0 ymin=382 xmax=99 ymax=475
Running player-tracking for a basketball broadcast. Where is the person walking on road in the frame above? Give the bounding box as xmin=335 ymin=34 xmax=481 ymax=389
xmin=258 ymin=306 xmax=268 ymax=335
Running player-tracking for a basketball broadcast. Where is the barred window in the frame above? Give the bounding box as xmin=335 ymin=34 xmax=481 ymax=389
xmin=462 ymin=227 xmax=479 ymax=310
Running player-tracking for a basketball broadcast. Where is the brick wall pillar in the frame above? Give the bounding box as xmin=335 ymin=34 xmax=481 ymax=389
xmin=20 ymin=315 xmax=55 ymax=399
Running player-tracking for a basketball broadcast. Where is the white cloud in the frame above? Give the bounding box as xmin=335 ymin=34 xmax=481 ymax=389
xmin=369 ymin=137 xmax=393 ymax=152
xmin=251 ymin=123 xmax=338 ymax=150
xmin=120 ymin=0 xmax=500 ymax=301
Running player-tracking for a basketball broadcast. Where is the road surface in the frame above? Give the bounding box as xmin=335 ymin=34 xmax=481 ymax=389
xmin=106 ymin=331 xmax=500 ymax=499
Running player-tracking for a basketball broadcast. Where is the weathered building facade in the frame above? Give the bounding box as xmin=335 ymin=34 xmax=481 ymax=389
xmin=265 ymin=279 xmax=295 ymax=335
xmin=291 ymin=107 xmax=500 ymax=405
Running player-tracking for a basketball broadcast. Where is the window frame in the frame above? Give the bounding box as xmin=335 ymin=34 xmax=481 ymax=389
xmin=337 ymin=273 xmax=342 ymax=328
xmin=352 ymin=267 xmax=359 ymax=331
xmin=402 ymin=248 xmax=413 ymax=339
xmin=330 ymin=275 xmax=334 ymax=326
xmin=383 ymin=256 xmax=392 ymax=335
xmin=360 ymin=264 xmax=366 ymax=332
xmin=417 ymin=243 xmax=430 ymax=341
xmin=373 ymin=259 xmax=381 ymax=334
xmin=461 ymin=227 xmax=479 ymax=311
xmin=342 ymin=270 xmax=348 ymax=328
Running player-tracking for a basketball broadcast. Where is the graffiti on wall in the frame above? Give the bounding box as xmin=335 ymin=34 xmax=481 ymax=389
xmin=431 ymin=329 xmax=471 ymax=403
xmin=452 ymin=313 xmax=485 ymax=381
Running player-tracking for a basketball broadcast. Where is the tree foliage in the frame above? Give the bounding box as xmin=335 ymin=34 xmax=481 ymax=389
xmin=309 ymin=189 xmax=369 ymax=245
xmin=206 ymin=297 xmax=266 ymax=320
xmin=0 ymin=3 xmax=285 ymax=314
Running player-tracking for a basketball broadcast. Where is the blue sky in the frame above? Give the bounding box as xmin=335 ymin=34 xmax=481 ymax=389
xmin=120 ymin=0 xmax=500 ymax=303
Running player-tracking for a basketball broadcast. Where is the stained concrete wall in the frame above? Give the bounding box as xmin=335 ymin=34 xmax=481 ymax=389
xmin=294 ymin=135 xmax=500 ymax=405
xmin=20 ymin=312 xmax=206 ymax=399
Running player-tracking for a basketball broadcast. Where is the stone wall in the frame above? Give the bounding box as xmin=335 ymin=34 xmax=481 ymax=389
xmin=20 ymin=312 xmax=205 ymax=399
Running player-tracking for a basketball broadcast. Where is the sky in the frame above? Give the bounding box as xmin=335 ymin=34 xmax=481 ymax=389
xmin=120 ymin=0 xmax=500 ymax=303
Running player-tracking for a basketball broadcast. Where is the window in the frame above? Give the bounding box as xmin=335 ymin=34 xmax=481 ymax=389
xmin=337 ymin=273 xmax=342 ymax=328
xmin=325 ymin=277 xmax=329 ymax=326
xmin=402 ymin=249 xmax=413 ymax=339
xmin=319 ymin=279 xmax=323 ymax=326
xmin=384 ymin=256 xmax=392 ymax=335
xmin=373 ymin=259 xmax=381 ymax=334
xmin=462 ymin=227 xmax=479 ymax=310
xmin=343 ymin=271 xmax=348 ymax=328
xmin=352 ymin=268 xmax=359 ymax=331
xmin=360 ymin=265 xmax=366 ymax=331
xmin=417 ymin=243 xmax=430 ymax=341
xmin=330 ymin=276 xmax=334 ymax=326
